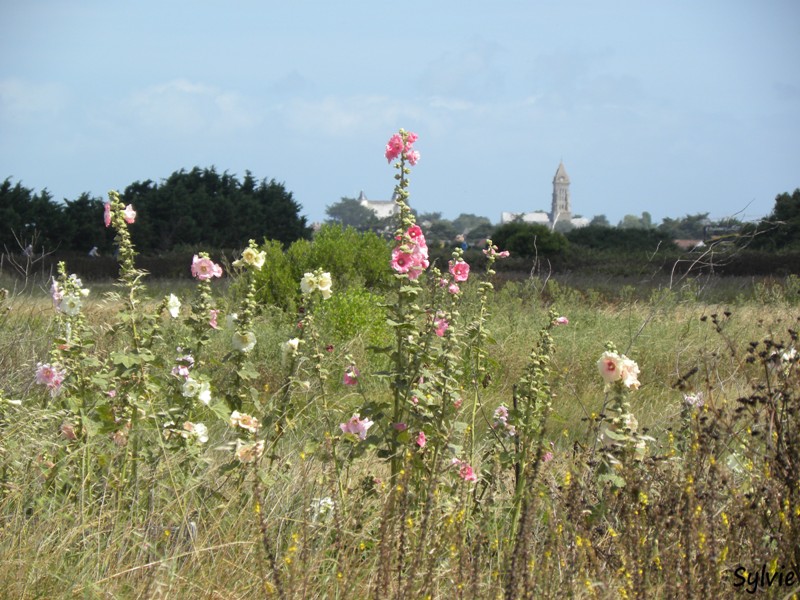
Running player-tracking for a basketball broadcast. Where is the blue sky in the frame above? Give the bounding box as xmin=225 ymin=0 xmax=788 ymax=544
xmin=1 ymin=0 xmax=798 ymax=226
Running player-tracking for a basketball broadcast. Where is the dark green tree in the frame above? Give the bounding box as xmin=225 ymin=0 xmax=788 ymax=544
xmin=744 ymin=189 xmax=800 ymax=250
xmin=122 ymin=167 xmax=311 ymax=252
xmin=62 ymin=193 xmax=111 ymax=252
xmin=0 ymin=178 xmax=66 ymax=252
xmin=658 ymin=213 xmax=710 ymax=239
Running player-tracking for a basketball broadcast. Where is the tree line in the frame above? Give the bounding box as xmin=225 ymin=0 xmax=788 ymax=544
xmin=0 ymin=168 xmax=311 ymax=255
xmin=326 ymin=190 xmax=799 ymax=256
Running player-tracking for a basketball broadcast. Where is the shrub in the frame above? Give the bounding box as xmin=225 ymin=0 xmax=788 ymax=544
xmin=492 ymin=222 xmax=568 ymax=256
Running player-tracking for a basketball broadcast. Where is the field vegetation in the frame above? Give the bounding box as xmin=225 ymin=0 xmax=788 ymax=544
xmin=1 ymin=131 xmax=799 ymax=599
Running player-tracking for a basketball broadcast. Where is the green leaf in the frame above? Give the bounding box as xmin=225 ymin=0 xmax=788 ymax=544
xmin=210 ymin=401 xmax=232 ymax=422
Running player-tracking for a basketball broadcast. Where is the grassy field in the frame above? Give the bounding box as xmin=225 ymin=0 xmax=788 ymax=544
xmin=1 ymin=264 xmax=799 ymax=599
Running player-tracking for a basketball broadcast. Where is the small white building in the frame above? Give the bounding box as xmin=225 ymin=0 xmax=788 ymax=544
xmin=358 ymin=191 xmax=399 ymax=220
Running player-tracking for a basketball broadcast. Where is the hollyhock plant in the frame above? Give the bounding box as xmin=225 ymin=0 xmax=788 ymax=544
xmin=416 ymin=431 xmax=427 ymax=448
xmin=448 ymin=283 xmax=460 ymax=295
xmin=449 ymin=259 xmax=470 ymax=282
xmin=209 ymin=309 xmax=219 ymax=329
xmin=555 ymin=316 xmax=569 ymax=325
xmin=191 ymin=254 xmax=223 ymax=281
xmin=340 ymin=413 xmax=374 ymax=441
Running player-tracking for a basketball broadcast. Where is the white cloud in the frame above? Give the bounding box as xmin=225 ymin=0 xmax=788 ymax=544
xmin=283 ymin=95 xmax=425 ymax=137
xmin=124 ymin=79 xmax=261 ymax=135
xmin=0 ymin=78 xmax=68 ymax=122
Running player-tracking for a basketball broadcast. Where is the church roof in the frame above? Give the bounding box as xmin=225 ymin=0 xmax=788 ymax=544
xmin=553 ymin=161 xmax=570 ymax=184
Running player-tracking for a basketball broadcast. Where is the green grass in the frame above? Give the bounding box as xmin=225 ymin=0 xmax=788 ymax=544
xmin=1 ymin=271 xmax=798 ymax=598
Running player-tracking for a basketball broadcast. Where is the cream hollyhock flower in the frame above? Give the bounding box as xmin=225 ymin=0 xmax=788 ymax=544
xmin=166 ymin=294 xmax=181 ymax=318
xmin=597 ymin=351 xmax=640 ymax=389
xmin=230 ymin=410 xmax=261 ymax=433
xmin=197 ymin=380 xmax=212 ymax=405
xmin=182 ymin=421 xmax=209 ymax=444
xmin=317 ymin=272 xmax=332 ymax=299
xmin=619 ymin=357 xmax=641 ymax=390
xmin=300 ymin=272 xmax=317 ymax=295
xmin=235 ymin=440 xmax=265 ymax=463
xmin=233 ymin=246 xmax=266 ymax=270
xmin=232 ymin=331 xmax=257 ymax=353
xmin=282 ymin=337 xmax=300 ymax=364
xmin=181 ymin=377 xmax=202 ymax=399
xmin=59 ymin=293 xmax=83 ymax=316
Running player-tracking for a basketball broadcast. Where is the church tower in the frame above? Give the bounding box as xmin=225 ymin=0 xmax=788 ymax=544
xmin=550 ymin=161 xmax=571 ymax=227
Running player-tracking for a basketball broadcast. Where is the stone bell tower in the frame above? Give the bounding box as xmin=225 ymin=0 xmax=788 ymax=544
xmin=550 ymin=161 xmax=571 ymax=227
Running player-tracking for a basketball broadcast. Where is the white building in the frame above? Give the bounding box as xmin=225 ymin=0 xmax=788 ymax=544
xmin=358 ymin=190 xmax=399 ymax=220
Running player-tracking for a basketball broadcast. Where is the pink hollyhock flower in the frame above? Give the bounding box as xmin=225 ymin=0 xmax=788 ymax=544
xmin=555 ymin=316 xmax=569 ymax=325
xmin=405 ymin=132 xmax=418 ymax=145
xmin=50 ymin=279 xmax=63 ymax=308
xmin=191 ymin=255 xmax=223 ymax=280
xmin=434 ymin=315 xmax=449 ymax=337
xmin=684 ymin=392 xmax=704 ymax=408
xmin=449 ymin=260 xmax=470 ymax=282
xmin=122 ymin=204 xmax=136 ymax=224
xmin=35 ymin=362 xmax=66 ymax=396
xmin=172 ymin=365 xmax=190 ymax=379
xmin=452 ymin=458 xmax=478 ymax=482
xmin=404 ymin=149 xmax=420 ymax=165
xmin=385 ymin=133 xmax=404 ymax=162
xmin=406 ymin=225 xmax=427 ymax=248
xmin=340 ymin=413 xmax=374 ymax=441
xmin=448 ymin=283 xmax=460 ymax=294
xmin=493 ymin=405 xmax=509 ymax=425
xmin=597 ymin=351 xmax=621 ymax=384
xmin=453 ymin=396 xmax=463 ymax=409
xmin=103 ymin=202 xmax=111 ymax=227
xmin=460 ymin=464 xmax=478 ymax=482
xmin=542 ymin=451 xmax=554 ymax=463
xmin=393 ymin=422 xmax=408 ymax=431
xmin=391 ymin=247 xmax=415 ymax=274
xmin=411 ymin=395 xmax=419 ymax=405
xmin=416 ymin=431 xmax=426 ymax=448
xmin=498 ymin=250 xmax=510 ymax=258
xmin=209 ymin=309 xmax=219 ymax=329
xmin=343 ymin=364 xmax=360 ymax=386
